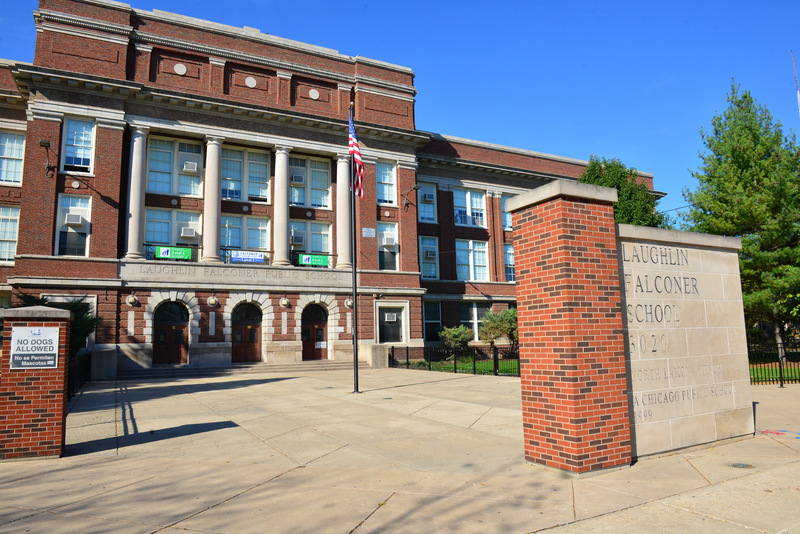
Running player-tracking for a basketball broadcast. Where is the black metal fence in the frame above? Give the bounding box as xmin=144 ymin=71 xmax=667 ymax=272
xmin=67 ymin=350 xmax=91 ymax=400
xmin=749 ymin=343 xmax=800 ymax=386
xmin=389 ymin=345 xmax=520 ymax=377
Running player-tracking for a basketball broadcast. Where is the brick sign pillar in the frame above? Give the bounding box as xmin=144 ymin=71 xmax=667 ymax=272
xmin=507 ymin=181 xmax=632 ymax=474
xmin=0 ymin=306 xmax=72 ymax=460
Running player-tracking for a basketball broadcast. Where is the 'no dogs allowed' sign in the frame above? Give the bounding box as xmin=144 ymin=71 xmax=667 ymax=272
xmin=10 ymin=327 xmax=60 ymax=369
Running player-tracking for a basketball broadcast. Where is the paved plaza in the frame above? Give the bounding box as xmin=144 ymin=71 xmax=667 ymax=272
xmin=0 ymin=369 xmax=798 ymax=533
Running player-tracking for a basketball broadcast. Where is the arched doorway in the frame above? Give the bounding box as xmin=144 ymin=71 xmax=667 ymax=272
xmin=153 ymin=302 xmax=189 ymax=365
xmin=232 ymin=303 xmax=262 ymax=363
xmin=301 ymin=304 xmax=328 ymax=361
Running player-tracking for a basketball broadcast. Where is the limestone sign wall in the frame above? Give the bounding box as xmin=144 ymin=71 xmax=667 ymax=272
xmin=618 ymin=225 xmax=754 ymax=457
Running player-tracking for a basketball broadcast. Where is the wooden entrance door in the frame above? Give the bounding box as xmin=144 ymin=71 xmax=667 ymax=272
xmin=232 ymin=303 xmax=262 ymax=363
xmin=153 ymin=302 xmax=189 ymax=365
xmin=301 ymin=304 xmax=328 ymax=361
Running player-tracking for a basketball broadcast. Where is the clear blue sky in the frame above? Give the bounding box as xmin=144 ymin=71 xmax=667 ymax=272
xmin=2 ymin=0 xmax=800 ymax=221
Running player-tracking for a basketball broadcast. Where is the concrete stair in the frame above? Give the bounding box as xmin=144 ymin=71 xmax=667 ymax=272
xmin=117 ymin=360 xmax=370 ymax=380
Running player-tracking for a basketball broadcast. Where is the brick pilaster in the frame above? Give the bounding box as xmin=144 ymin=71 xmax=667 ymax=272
xmin=0 ymin=307 xmax=72 ymax=460
xmin=508 ymin=181 xmax=631 ymax=474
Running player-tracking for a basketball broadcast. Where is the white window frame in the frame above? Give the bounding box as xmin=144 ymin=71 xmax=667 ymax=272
xmin=0 ymin=131 xmax=25 ymax=185
xmin=221 ymin=147 xmax=271 ymax=202
xmin=221 ymin=215 xmax=270 ymax=251
xmin=460 ymin=302 xmax=491 ymax=341
xmin=376 ymin=160 xmax=397 ymax=205
xmin=61 ymin=118 xmax=95 ymax=174
xmin=289 ymin=219 xmax=332 ymax=265
xmin=419 ymin=236 xmax=438 ymax=279
xmin=456 ymin=239 xmax=488 ymax=281
xmin=504 ymin=244 xmax=515 ymax=282
xmin=454 ymin=188 xmax=485 ymax=227
xmin=375 ymin=300 xmax=410 ymax=344
xmin=378 ymin=222 xmax=398 ymax=271
xmin=289 ymin=156 xmax=331 ymax=209
xmin=145 ymin=208 xmax=201 ymax=246
xmin=502 ymin=194 xmax=514 ymax=230
xmin=146 ymin=137 xmax=204 ymax=197
xmin=0 ymin=205 xmax=20 ymax=262
xmin=56 ymin=194 xmax=91 ymax=257
xmin=417 ymin=183 xmax=437 ymax=223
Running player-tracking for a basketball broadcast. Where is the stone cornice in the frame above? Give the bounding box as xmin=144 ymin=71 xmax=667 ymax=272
xmin=35 ymin=9 xmax=133 ymax=37
xmin=11 ymin=65 xmax=142 ymax=100
xmin=417 ymin=153 xmax=565 ymax=183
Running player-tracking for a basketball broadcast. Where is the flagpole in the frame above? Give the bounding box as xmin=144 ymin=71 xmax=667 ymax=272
xmin=350 ymin=103 xmax=360 ymax=394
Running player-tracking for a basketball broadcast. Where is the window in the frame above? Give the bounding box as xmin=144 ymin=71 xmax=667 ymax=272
xmin=62 ymin=119 xmax=94 ymax=173
xmin=419 ymin=236 xmax=438 ymax=279
xmin=377 ymin=305 xmax=405 ymax=343
xmin=220 ymin=148 xmax=270 ymax=201
xmin=0 ymin=132 xmax=24 ymax=184
xmin=501 ymin=194 xmax=514 ymax=230
xmin=417 ymin=184 xmax=437 ymax=223
xmin=0 ymin=206 xmax=20 ymax=261
xmin=289 ymin=157 xmax=330 ymax=208
xmin=147 ymin=139 xmax=203 ymax=196
xmin=454 ymin=188 xmax=485 ymax=227
xmin=290 ymin=220 xmax=331 ymax=266
xmin=423 ymin=302 xmax=441 ymax=342
xmin=504 ymin=244 xmax=515 ymax=282
xmin=56 ymin=195 xmax=91 ymax=256
xmin=221 ymin=215 xmax=269 ymax=250
xmin=461 ymin=302 xmax=491 ymax=341
xmin=145 ymin=208 xmax=201 ymax=245
xmin=456 ymin=239 xmax=488 ymax=281
xmin=378 ymin=222 xmax=398 ymax=271
xmin=376 ymin=161 xmax=396 ymax=204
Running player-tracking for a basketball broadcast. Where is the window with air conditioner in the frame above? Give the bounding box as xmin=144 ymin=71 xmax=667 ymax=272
xmin=289 ymin=157 xmax=330 ymax=208
xmin=376 ymin=303 xmax=407 ymax=344
xmin=378 ymin=222 xmax=398 ymax=271
xmin=144 ymin=208 xmax=201 ymax=259
xmin=419 ymin=236 xmax=438 ymax=279
xmin=417 ymin=184 xmax=437 ymax=223
xmin=289 ymin=220 xmax=331 ymax=267
xmin=147 ymin=138 xmax=204 ymax=197
xmin=56 ymin=194 xmax=91 ymax=256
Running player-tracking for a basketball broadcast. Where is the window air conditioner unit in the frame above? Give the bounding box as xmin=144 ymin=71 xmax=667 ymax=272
xmin=382 ymin=236 xmax=396 ymax=247
xmin=291 ymin=232 xmax=305 ymax=246
xmin=182 ymin=161 xmax=199 ymax=174
xmin=180 ymin=227 xmax=197 ymax=239
xmin=64 ymin=213 xmax=83 ymax=226
xmin=422 ymin=192 xmax=435 ymax=203
xmin=291 ymin=174 xmax=305 ymax=185
xmin=423 ymin=248 xmax=437 ymax=259
xmin=385 ymin=313 xmax=397 ymax=322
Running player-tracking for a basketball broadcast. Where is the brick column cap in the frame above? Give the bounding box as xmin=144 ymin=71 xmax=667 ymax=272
xmin=506 ymin=180 xmax=617 ymax=213
xmin=0 ymin=306 xmax=73 ymax=320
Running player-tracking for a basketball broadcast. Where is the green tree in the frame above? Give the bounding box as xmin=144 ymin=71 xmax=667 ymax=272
xmin=478 ymin=308 xmax=518 ymax=350
xmin=683 ymin=82 xmax=800 ymax=346
xmin=579 ymin=155 xmax=670 ymax=228
xmin=438 ymin=325 xmax=473 ymax=355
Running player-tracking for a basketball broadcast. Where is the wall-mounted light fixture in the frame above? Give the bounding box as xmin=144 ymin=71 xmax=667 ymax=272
xmin=402 ymin=183 xmax=422 ymax=210
xmin=280 ymin=294 xmax=290 ymax=308
xmin=207 ymin=295 xmax=218 ymax=307
xmin=126 ymin=294 xmax=138 ymax=306
xmin=39 ymin=139 xmax=56 ymax=173
xmin=344 ymin=298 xmax=354 ymax=309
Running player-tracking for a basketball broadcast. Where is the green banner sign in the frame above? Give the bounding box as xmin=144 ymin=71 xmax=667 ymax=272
xmin=155 ymin=246 xmax=192 ymax=260
xmin=299 ymin=254 xmax=329 ymax=266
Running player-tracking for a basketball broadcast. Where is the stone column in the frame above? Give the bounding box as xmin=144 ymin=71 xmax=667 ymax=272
xmin=124 ymin=126 xmax=148 ymax=259
xmin=272 ymin=146 xmax=292 ymax=266
xmin=201 ymin=136 xmax=224 ymax=263
xmin=335 ymin=153 xmax=352 ymax=269
xmin=507 ymin=180 xmax=631 ymax=475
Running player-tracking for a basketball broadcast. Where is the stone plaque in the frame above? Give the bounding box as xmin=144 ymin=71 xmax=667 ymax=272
xmin=619 ymin=225 xmax=754 ymax=457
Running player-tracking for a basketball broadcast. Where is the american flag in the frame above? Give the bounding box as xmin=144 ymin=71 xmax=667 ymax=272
xmin=348 ymin=114 xmax=364 ymax=199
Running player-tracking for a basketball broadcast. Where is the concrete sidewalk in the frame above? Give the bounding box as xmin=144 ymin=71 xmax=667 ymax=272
xmin=0 ymin=369 xmax=798 ymax=533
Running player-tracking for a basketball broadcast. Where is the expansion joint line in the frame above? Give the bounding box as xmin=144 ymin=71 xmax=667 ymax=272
xmin=349 ymin=491 xmax=398 ymax=533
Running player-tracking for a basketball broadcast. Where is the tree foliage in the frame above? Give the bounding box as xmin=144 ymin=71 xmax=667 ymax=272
xmin=683 ymin=83 xmax=800 ymax=341
xmin=438 ymin=325 xmax=473 ymax=352
xmin=478 ymin=308 xmax=518 ymax=350
xmin=14 ymin=291 xmax=100 ymax=357
xmin=579 ymin=155 xmax=671 ymax=228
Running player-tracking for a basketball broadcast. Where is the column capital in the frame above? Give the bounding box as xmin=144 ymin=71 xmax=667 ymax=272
xmin=129 ymin=125 xmax=150 ymax=136
xmin=337 ymin=153 xmax=350 ymax=163
xmin=205 ymin=135 xmax=225 ymax=146
xmin=274 ymin=145 xmax=293 ymax=155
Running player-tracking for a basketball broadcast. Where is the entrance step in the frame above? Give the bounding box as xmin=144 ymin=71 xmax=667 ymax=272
xmin=117 ymin=360 xmax=370 ymax=380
